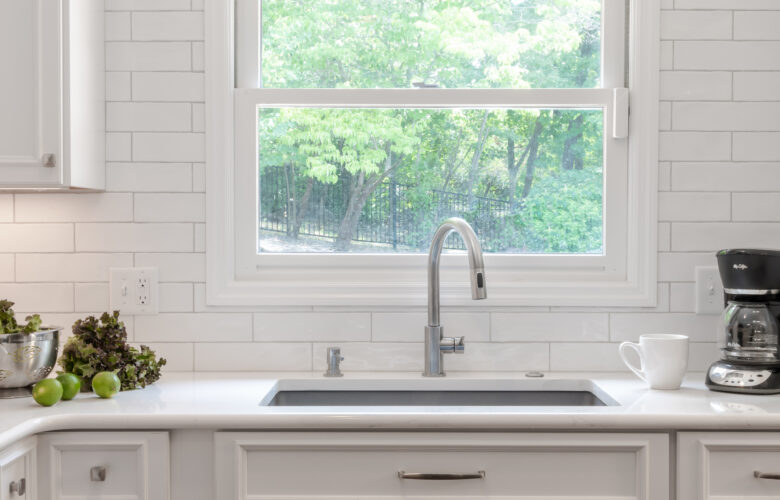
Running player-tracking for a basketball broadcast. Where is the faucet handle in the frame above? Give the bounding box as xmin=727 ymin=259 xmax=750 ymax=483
xmin=324 ymin=347 xmax=344 ymax=377
xmin=440 ymin=336 xmax=465 ymax=354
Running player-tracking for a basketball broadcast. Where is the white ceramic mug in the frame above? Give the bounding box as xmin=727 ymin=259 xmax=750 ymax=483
xmin=619 ymin=334 xmax=689 ymax=390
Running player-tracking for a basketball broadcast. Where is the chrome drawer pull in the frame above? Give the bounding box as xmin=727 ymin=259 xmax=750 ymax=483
xmin=9 ymin=478 xmax=25 ymax=496
xmin=398 ymin=471 xmax=485 ymax=480
xmin=754 ymin=471 xmax=780 ymax=480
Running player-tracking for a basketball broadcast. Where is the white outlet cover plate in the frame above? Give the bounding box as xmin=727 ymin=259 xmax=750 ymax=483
xmin=109 ymin=267 xmax=159 ymax=315
xmin=695 ymin=266 xmax=724 ymax=315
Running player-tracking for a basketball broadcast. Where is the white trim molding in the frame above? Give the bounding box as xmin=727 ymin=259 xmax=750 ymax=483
xmin=206 ymin=0 xmax=660 ymax=307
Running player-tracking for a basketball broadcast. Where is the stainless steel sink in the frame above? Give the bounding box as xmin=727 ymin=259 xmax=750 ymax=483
xmin=266 ymin=389 xmax=607 ymax=406
xmin=260 ymin=379 xmax=618 ymax=407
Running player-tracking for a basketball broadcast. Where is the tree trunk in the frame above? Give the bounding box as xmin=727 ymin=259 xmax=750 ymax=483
xmin=467 ymin=111 xmax=489 ymax=210
xmin=507 ymin=116 xmax=541 ymax=211
xmin=561 ymin=114 xmax=584 ymax=171
xmin=290 ymin=176 xmax=314 ymax=238
xmin=520 ymin=118 xmax=544 ymax=200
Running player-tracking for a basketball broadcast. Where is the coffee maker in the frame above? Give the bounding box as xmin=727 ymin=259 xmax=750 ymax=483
xmin=706 ymin=249 xmax=780 ymax=394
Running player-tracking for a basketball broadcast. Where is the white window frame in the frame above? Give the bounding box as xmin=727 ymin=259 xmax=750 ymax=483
xmin=206 ymin=0 xmax=660 ymax=307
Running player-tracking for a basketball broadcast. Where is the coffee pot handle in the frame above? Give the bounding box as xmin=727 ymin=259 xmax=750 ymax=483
xmin=619 ymin=342 xmax=646 ymax=381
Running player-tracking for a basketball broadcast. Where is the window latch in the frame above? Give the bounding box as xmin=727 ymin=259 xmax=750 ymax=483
xmin=612 ymin=88 xmax=629 ymax=139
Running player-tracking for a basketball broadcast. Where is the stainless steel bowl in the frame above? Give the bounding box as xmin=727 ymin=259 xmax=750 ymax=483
xmin=0 ymin=328 xmax=59 ymax=396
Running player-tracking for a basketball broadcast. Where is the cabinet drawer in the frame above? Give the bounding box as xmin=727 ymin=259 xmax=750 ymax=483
xmin=37 ymin=431 xmax=169 ymax=500
xmin=216 ymin=432 xmax=669 ymax=499
xmin=679 ymin=432 xmax=780 ymax=499
xmin=0 ymin=438 xmax=35 ymax=500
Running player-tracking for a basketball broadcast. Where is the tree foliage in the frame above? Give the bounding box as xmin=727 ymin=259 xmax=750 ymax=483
xmin=258 ymin=0 xmax=604 ymax=254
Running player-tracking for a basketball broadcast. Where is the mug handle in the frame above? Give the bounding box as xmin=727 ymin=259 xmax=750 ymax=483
xmin=619 ymin=342 xmax=646 ymax=382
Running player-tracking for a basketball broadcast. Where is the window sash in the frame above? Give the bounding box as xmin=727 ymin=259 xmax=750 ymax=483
xmin=208 ymin=0 xmax=659 ymax=307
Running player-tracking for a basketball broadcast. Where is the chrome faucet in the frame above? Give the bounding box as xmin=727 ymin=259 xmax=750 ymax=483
xmin=424 ymin=218 xmax=487 ymax=377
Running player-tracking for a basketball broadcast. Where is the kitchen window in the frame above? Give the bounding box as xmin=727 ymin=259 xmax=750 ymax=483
xmin=206 ymin=0 xmax=659 ymax=306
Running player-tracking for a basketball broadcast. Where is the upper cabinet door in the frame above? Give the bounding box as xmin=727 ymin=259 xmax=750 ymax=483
xmin=0 ymin=0 xmax=62 ymax=186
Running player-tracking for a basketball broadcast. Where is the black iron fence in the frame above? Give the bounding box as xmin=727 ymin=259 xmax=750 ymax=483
xmin=259 ymin=168 xmax=513 ymax=251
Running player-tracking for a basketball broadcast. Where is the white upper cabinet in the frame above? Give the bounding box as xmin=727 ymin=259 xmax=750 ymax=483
xmin=0 ymin=0 xmax=104 ymax=190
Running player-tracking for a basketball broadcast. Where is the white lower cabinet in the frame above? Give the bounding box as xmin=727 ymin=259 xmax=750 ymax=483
xmin=0 ymin=438 xmax=36 ymax=500
xmin=36 ymin=431 xmax=170 ymax=500
xmin=678 ymin=432 xmax=780 ymax=500
xmin=215 ymin=432 xmax=670 ymax=499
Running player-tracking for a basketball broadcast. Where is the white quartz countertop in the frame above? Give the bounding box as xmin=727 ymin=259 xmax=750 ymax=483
xmin=1 ymin=371 xmax=780 ymax=448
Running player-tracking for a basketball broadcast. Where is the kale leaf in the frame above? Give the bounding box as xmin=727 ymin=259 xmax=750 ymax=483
xmin=59 ymin=311 xmax=166 ymax=391
xmin=0 ymin=300 xmax=42 ymax=335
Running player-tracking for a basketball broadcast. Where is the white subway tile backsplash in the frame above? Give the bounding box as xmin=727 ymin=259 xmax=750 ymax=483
xmin=671 ymin=222 xmax=780 ymax=251
xmin=734 ymin=133 xmax=780 ymax=161
xmin=669 ymin=283 xmax=695 ymax=313
xmin=0 ymin=225 xmax=73 ymax=252
xmin=192 ymin=42 xmax=204 ymax=72
xmin=0 ymin=255 xmax=13 ymax=282
xmin=135 ymin=313 xmax=252 ymax=342
xmin=311 ymin=342 xmax=420 ymax=372
xmin=661 ymin=11 xmax=732 ymax=40
xmin=133 ymin=133 xmax=204 ymax=162
xmin=76 ymin=223 xmax=193 ymax=252
xmin=659 ymin=162 xmax=671 ymax=191
xmin=192 ymin=163 xmax=205 ymax=192
xmin=15 ymin=194 xmax=133 ymax=222
xmin=550 ymin=343 xmax=626 ymax=372
xmin=105 ymin=12 xmax=131 ymax=41
xmin=732 ymin=193 xmax=780 ymax=221
xmin=734 ymin=73 xmax=780 ymax=101
xmin=672 ymin=162 xmax=780 ymax=192
xmin=16 ymin=253 xmax=133 ymax=282
xmin=658 ymin=192 xmax=731 ymax=221
xmin=611 ymin=313 xmax=719 ymax=342
xmin=734 ymin=12 xmax=780 ymax=40
xmin=106 ymin=72 xmax=131 ymax=101
xmin=108 ymin=102 xmax=192 ymax=132
xmin=658 ymin=223 xmax=671 ymax=251
xmin=132 ymin=12 xmax=204 ymax=41
xmin=192 ymin=104 xmax=204 ymax=132
xmin=159 ymin=283 xmax=193 ymax=312
xmin=676 ymin=0 xmax=780 ymax=8
xmin=75 ymin=283 xmax=109 ymax=312
xmin=106 ymin=163 xmax=193 ymax=192
xmin=134 ymin=193 xmax=205 ymax=222
xmin=443 ymin=343 xmax=549 ymax=372
xmin=659 ymin=101 xmax=671 ymax=131
xmin=106 ymin=133 xmax=131 ymax=161
xmin=660 ymin=132 xmax=731 ymax=161
xmin=660 ymin=71 xmax=732 ymax=101
xmin=673 ymin=102 xmax=780 ymax=131
xmin=658 ymin=252 xmax=717 ymax=282
xmin=195 ymin=342 xmax=311 ymax=371
xmin=0 ymin=195 xmax=12 ymax=222
xmin=134 ymin=342 xmax=193 ymax=371
xmin=106 ymin=42 xmax=191 ymax=71
xmin=372 ymin=312 xmax=489 ymax=342
xmin=254 ymin=312 xmax=370 ymax=342
xmin=194 ymin=224 xmax=205 ymax=252
xmin=135 ymin=253 xmax=205 ymax=282
xmin=0 ymin=284 xmax=73 ymax=313
xmin=660 ymin=41 xmax=673 ymax=70
xmin=675 ymin=42 xmax=780 ymax=70
xmin=491 ymin=313 xmax=608 ymax=342
xmin=132 ymin=72 xmax=204 ymax=102
xmin=689 ymin=343 xmax=721 ymax=372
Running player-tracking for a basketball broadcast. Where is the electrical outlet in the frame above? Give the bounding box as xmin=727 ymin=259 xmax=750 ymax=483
xmin=110 ymin=267 xmax=159 ymax=315
xmin=696 ymin=266 xmax=724 ymax=315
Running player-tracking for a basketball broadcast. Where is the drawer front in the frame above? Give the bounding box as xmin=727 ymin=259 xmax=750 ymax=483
xmin=216 ymin=432 xmax=669 ymax=499
xmin=0 ymin=437 xmax=36 ymax=500
xmin=37 ymin=431 xmax=169 ymax=500
xmin=679 ymin=432 xmax=780 ymax=500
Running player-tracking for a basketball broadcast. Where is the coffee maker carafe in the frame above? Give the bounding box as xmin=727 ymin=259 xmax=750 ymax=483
xmin=706 ymin=249 xmax=780 ymax=394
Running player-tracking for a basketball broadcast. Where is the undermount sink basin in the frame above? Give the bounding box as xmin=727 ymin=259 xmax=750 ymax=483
xmin=260 ymin=379 xmax=618 ymax=407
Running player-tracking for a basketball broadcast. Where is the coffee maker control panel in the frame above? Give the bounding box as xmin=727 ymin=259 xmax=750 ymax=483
xmin=708 ymin=364 xmax=772 ymax=388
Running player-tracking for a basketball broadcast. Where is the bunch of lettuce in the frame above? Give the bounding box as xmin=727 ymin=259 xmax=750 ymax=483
xmin=59 ymin=311 xmax=166 ymax=391
xmin=0 ymin=300 xmax=42 ymax=334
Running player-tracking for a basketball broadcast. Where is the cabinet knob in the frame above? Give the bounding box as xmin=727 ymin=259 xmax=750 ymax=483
xmin=41 ymin=154 xmax=56 ymax=168
xmin=90 ymin=466 xmax=106 ymax=482
xmin=9 ymin=478 xmax=25 ymax=496
xmin=755 ymin=470 xmax=780 ymax=480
